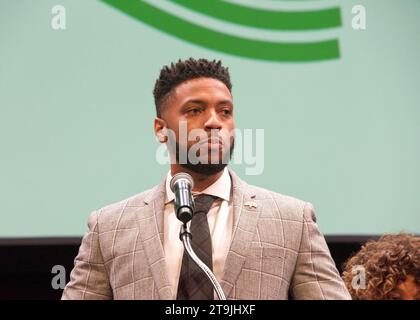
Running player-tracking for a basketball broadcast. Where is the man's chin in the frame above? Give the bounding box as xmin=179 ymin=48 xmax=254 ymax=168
xmin=180 ymin=162 xmax=228 ymax=176
xmin=174 ymin=139 xmax=234 ymax=175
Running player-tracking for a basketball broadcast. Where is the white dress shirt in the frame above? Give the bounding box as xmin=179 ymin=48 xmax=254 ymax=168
xmin=163 ymin=168 xmax=233 ymax=299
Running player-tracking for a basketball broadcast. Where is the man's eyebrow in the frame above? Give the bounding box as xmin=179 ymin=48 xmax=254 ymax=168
xmin=182 ymin=99 xmax=206 ymax=106
xmin=217 ymin=100 xmax=233 ymax=106
xmin=181 ymin=99 xmax=233 ymax=106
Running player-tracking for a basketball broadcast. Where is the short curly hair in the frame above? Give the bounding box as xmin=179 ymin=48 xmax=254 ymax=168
xmin=153 ymin=58 xmax=232 ymax=117
xmin=342 ymin=233 xmax=419 ymax=299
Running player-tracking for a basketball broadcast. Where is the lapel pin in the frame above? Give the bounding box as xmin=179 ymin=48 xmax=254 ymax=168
xmin=244 ymin=201 xmax=258 ymax=209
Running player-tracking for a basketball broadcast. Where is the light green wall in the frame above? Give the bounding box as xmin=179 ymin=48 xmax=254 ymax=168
xmin=0 ymin=0 xmax=419 ymax=236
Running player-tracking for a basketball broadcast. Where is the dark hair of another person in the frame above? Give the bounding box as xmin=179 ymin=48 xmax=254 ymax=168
xmin=342 ymin=233 xmax=419 ymax=299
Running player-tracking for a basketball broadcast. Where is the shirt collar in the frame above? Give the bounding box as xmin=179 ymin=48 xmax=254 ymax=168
xmin=165 ymin=167 xmax=231 ymax=204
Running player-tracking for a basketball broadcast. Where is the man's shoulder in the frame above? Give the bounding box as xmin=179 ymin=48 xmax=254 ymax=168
xmin=229 ymin=169 xmax=313 ymax=222
xmin=101 ymin=188 xmax=154 ymax=211
xmin=242 ymin=182 xmax=311 ymax=222
xmin=90 ymin=184 xmax=161 ymax=228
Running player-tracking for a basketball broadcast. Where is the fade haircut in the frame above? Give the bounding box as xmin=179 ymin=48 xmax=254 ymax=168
xmin=153 ymin=58 xmax=232 ymax=117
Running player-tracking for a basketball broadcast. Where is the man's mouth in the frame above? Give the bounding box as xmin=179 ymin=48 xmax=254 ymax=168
xmin=198 ymin=137 xmax=224 ymax=148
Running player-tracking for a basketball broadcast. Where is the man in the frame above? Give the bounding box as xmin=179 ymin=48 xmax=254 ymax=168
xmin=62 ymin=58 xmax=351 ymax=300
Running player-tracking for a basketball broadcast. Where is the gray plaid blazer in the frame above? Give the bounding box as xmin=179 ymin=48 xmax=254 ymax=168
xmin=62 ymin=169 xmax=351 ymax=300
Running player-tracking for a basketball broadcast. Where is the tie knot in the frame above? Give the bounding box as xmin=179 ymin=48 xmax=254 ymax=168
xmin=193 ymin=194 xmax=217 ymax=215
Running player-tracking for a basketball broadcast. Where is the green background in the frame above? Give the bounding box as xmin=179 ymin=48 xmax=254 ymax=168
xmin=0 ymin=0 xmax=419 ymax=237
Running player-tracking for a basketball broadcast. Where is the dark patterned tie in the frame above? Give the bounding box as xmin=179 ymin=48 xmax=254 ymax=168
xmin=176 ymin=194 xmax=217 ymax=300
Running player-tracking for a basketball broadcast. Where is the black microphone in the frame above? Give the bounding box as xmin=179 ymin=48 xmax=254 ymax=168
xmin=170 ymin=173 xmax=195 ymax=224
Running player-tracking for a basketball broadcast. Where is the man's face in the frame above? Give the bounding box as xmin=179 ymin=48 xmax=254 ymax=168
xmin=159 ymin=77 xmax=235 ymax=175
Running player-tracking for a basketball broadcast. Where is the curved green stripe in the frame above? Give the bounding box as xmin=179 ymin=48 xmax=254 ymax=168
xmin=101 ymin=0 xmax=340 ymax=62
xmin=172 ymin=0 xmax=341 ymax=30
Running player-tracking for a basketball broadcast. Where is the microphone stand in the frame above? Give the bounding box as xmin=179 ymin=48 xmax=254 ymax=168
xmin=179 ymin=223 xmax=226 ymax=300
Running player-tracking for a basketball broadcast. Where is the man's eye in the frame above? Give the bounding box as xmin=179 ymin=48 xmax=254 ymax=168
xmin=222 ymin=109 xmax=232 ymax=116
xmin=188 ymin=108 xmax=201 ymax=115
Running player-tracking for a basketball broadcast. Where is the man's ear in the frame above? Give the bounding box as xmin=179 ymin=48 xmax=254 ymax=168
xmin=154 ymin=117 xmax=168 ymax=143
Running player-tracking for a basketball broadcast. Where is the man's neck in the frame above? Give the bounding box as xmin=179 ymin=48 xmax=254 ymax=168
xmin=170 ymin=164 xmax=224 ymax=192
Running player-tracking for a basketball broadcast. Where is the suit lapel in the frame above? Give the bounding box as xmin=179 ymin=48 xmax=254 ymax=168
xmin=220 ymin=170 xmax=262 ymax=298
xmin=135 ymin=179 xmax=173 ymax=300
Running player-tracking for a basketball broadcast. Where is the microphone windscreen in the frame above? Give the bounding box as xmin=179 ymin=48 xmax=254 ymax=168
xmin=170 ymin=172 xmax=194 ymax=191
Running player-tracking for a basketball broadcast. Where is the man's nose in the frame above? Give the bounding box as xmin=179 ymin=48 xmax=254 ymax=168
xmin=204 ymin=111 xmax=222 ymax=130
